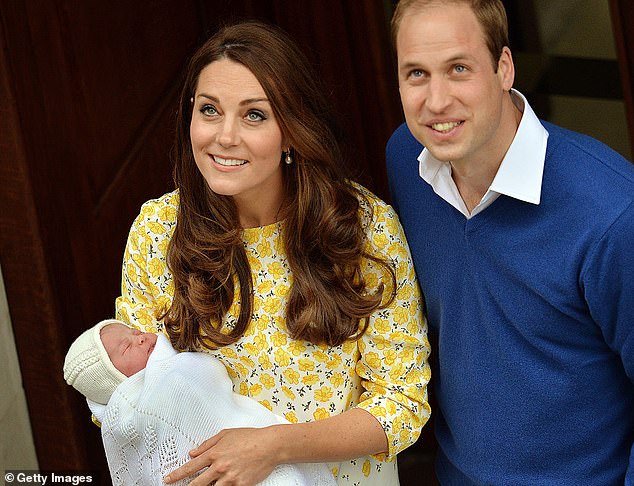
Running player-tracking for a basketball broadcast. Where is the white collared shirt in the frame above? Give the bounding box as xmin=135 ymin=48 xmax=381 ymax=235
xmin=417 ymin=89 xmax=549 ymax=218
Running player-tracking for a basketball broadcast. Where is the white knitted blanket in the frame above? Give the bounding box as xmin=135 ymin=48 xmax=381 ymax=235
xmin=89 ymin=334 xmax=336 ymax=485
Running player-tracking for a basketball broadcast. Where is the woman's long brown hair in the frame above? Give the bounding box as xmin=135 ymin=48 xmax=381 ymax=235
xmin=165 ymin=21 xmax=395 ymax=350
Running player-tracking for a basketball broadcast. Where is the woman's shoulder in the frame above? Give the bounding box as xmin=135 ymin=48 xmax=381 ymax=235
xmin=130 ymin=190 xmax=180 ymax=232
xmin=349 ymin=181 xmax=398 ymax=227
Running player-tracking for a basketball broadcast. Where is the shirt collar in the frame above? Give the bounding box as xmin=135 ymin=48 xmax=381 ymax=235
xmin=418 ymin=89 xmax=549 ymax=206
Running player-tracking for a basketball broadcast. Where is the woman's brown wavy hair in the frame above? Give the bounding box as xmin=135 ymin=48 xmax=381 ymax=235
xmin=164 ymin=21 xmax=396 ymax=351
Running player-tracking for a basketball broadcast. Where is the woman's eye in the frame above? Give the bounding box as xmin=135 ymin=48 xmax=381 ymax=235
xmin=200 ymin=105 xmax=218 ymax=116
xmin=246 ymin=111 xmax=266 ymax=122
xmin=454 ymin=65 xmax=466 ymax=73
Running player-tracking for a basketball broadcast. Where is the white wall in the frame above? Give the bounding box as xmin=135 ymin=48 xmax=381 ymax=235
xmin=0 ymin=264 xmax=38 ymax=470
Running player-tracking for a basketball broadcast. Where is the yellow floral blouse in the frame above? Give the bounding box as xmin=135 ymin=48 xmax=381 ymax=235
xmin=115 ymin=186 xmax=431 ymax=485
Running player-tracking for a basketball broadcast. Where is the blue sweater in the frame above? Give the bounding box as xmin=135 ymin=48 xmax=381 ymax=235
xmin=386 ymin=121 xmax=634 ymax=485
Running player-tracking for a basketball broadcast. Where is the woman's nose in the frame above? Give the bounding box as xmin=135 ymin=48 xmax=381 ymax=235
xmin=217 ymin=118 xmax=239 ymax=147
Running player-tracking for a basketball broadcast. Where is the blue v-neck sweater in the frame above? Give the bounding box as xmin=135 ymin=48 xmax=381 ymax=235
xmin=387 ymin=121 xmax=634 ymax=485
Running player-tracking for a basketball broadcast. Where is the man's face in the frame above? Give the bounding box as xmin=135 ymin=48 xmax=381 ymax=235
xmin=100 ymin=323 xmax=157 ymax=377
xmin=397 ymin=3 xmax=515 ymax=169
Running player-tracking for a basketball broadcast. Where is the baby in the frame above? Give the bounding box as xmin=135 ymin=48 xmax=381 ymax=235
xmin=63 ymin=320 xmax=335 ymax=486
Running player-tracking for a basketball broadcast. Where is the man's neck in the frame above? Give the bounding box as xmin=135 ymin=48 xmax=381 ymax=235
xmin=451 ymin=93 xmax=523 ymax=213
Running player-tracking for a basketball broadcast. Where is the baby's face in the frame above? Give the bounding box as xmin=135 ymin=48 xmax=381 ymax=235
xmin=100 ymin=323 xmax=158 ymax=377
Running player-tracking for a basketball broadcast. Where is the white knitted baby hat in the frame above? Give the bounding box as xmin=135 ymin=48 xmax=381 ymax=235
xmin=63 ymin=319 xmax=127 ymax=405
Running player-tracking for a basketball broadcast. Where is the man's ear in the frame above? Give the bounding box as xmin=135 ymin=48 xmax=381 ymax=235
xmin=497 ymin=46 xmax=515 ymax=91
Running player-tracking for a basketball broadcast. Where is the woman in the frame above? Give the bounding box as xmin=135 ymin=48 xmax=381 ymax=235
xmin=115 ymin=21 xmax=430 ymax=485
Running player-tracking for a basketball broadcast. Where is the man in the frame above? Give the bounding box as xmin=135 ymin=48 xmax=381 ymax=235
xmin=386 ymin=0 xmax=634 ymax=484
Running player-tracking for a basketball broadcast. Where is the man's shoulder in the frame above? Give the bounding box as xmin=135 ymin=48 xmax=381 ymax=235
xmin=543 ymin=121 xmax=634 ymax=184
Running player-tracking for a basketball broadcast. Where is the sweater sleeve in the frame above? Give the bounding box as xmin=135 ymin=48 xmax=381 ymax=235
xmin=353 ymin=196 xmax=431 ymax=460
xmin=115 ymin=194 xmax=177 ymax=332
xmin=581 ymin=199 xmax=634 ymax=479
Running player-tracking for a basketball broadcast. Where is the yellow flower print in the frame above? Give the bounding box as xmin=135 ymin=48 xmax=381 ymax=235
xmin=256 ymin=241 xmax=273 ymax=257
xmin=135 ymin=308 xmax=154 ymax=327
xmin=240 ymin=355 xmax=255 ymax=368
xmin=271 ymin=331 xmax=288 ymax=347
xmin=283 ymin=368 xmax=300 ymax=384
xmin=274 ymin=348 xmax=291 ymax=367
xmin=398 ymin=347 xmax=415 ymax=361
xmin=239 ymin=382 xmax=248 ymax=396
xmin=282 ymin=386 xmax=296 ymax=400
xmin=314 ymin=386 xmax=333 ymax=402
xmin=397 ymin=284 xmax=413 ymax=301
xmin=362 ymin=460 xmax=371 ymax=478
xmin=147 ymin=221 xmax=167 ymax=235
xmin=166 ymin=280 xmax=175 ymax=296
xmin=259 ymin=400 xmax=273 ymax=411
xmin=262 ymin=224 xmax=277 ymax=238
xmin=126 ymin=263 xmax=138 ymax=282
xmin=326 ymin=355 xmax=342 ymax=369
xmin=388 ymin=242 xmax=406 ymax=258
xmin=148 ymin=258 xmax=166 ymax=278
xmin=312 ymin=350 xmax=329 ymax=363
xmin=156 ymin=295 xmax=172 ymax=313
xmin=141 ymin=204 xmax=155 ymax=217
xmin=288 ymin=341 xmax=306 ymax=356
xmin=235 ymin=362 xmax=249 ymax=378
xmin=140 ymin=274 xmax=152 ymax=292
xmin=302 ymin=374 xmax=320 ymax=386
xmin=256 ymin=313 xmax=270 ymax=331
xmin=243 ymin=343 xmax=259 ymax=356
xmin=225 ymin=366 xmax=238 ymax=379
xmin=371 ymin=405 xmax=387 ymax=418
xmin=247 ymin=254 xmax=263 ymax=272
xmin=249 ymin=383 xmax=263 ymax=396
xmin=285 ymin=411 xmax=298 ymax=424
xmin=389 ymin=363 xmax=406 ymax=381
xmin=329 ymin=372 xmax=344 ymax=388
xmin=364 ymin=271 xmax=379 ymax=290
xmin=117 ymin=306 xmax=130 ymax=323
xmin=257 ymin=280 xmax=274 ymax=294
xmin=313 ymin=408 xmax=330 ymax=421
xmin=384 ymin=348 xmax=398 ymax=366
xmin=373 ymin=317 xmax=391 ymax=334
xmin=298 ymin=358 xmax=314 ymax=372
xmin=396 ymin=261 xmax=408 ymax=280
xmin=258 ymin=353 xmax=272 ymax=370
xmin=260 ymin=374 xmax=275 ymax=389
xmin=132 ymin=253 xmax=145 ymax=268
xmin=342 ymin=340 xmax=357 ymax=354
xmin=158 ymin=205 xmax=177 ymax=223
xmin=274 ymin=283 xmax=289 ymax=298
xmin=254 ymin=333 xmax=268 ymax=350
xmin=399 ymin=428 xmax=411 ymax=443
xmin=268 ymin=261 xmax=285 ymax=280
xmin=365 ymin=352 xmax=382 ymax=369
xmin=386 ymin=400 xmax=398 ymax=415
xmin=373 ymin=233 xmax=389 ymax=249
xmin=243 ymin=231 xmax=259 ymax=245
xmin=263 ymin=297 xmax=282 ymax=314
xmin=393 ymin=307 xmax=409 ymax=325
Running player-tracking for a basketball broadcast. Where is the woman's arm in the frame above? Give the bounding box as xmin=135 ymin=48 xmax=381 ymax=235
xmin=164 ymin=408 xmax=386 ymax=485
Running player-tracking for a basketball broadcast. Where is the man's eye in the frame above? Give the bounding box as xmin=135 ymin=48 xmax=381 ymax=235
xmin=454 ymin=65 xmax=466 ymax=73
xmin=410 ymin=69 xmax=424 ymax=78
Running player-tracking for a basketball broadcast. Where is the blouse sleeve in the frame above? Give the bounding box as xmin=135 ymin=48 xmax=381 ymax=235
xmin=354 ymin=198 xmax=431 ymax=461
xmin=114 ymin=194 xmax=177 ymax=332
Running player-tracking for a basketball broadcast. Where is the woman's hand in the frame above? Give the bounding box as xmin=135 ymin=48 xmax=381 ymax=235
xmin=163 ymin=426 xmax=281 ymax=486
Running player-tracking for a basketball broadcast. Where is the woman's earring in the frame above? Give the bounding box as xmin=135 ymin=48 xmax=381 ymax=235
xmin=285 ymin=148 xmax=293 ymax=165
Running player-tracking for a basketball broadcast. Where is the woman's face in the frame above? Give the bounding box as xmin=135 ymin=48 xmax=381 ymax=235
xmin=189 ymin=59 xmax=286 ymax=223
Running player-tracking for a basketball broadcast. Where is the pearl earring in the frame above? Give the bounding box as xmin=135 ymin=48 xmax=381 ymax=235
xmin=285 ymin=149 xmax=293 ymax=165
